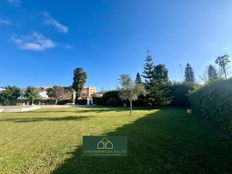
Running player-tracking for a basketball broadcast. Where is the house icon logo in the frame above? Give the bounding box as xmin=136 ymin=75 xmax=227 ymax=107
xmin=97 ymin=137 xmax=113 ymax=150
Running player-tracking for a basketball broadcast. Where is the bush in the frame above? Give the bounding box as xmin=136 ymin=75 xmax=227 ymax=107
xmin=106 ymin=98 xmax=119 ymax=106
xmin=189 ymin=79 xmax=232 ymax=135
xmin=94 ymin=90 xmax=123 ymax=107
xmin=76 ymin=99 xmax=87 ymax=105
xmin=168 ymin=82 xmax=196 ymax=107
xmin=34 ymin=99 xmax=56 ymax=105
xmin=93 ymin=97 xmax=104 ymax=105
xmin=57 ymin=99 xmax=73 ymax=105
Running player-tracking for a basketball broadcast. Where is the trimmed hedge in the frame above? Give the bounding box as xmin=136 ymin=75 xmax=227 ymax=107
xmin=17 ymin=99 xmax=73 ymax=105
xmin=76 ymin=99 xmax=87 ymax=105
xmin=189 ymin=79 xmax=232 ymax=135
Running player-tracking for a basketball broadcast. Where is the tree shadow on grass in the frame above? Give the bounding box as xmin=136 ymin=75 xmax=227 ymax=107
xmin=52 ymin=108 xmax=232 ymax=174
xmin=0 ymin=116 xmax=91 ymax=123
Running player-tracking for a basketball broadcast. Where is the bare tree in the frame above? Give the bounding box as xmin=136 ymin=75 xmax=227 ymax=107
xmin=118 ymin=74 xmax=146 ymax=116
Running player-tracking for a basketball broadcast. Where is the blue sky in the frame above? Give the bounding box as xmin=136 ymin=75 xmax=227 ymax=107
xmin=1 ymin=0 xmax=232 ymax=91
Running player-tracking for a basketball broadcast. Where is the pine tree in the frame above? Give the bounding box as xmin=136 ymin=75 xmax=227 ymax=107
xmin=135 ymin=72 xmax=142 ymax=85
xmin=142 ymin=51 xmax=154 ymax=91
xmin=150 ymin=64 xmax=171 ymax=106
xmin=208 ymin=65 xmax=218 ymax=81
xmin=185 ymin=63 xmax=195 ymax=82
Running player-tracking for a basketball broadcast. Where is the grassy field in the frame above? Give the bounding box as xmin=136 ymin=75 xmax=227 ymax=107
xmin=0 ymin=107 xmax=231 ymax=174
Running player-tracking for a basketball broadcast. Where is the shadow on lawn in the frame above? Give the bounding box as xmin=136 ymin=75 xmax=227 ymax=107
xmin=52 ymin=108 xmax=232 ymax=174
xmin=0 ymin=116 xmax=90 ymax=123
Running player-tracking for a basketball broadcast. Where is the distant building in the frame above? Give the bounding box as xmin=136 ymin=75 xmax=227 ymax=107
xmin=35 ymin=86 xmax=51 ymax=99
xmin=93 ymin=92 xmax=105 ymax=98
xmin=80 ymin=86 xmax=96 ymax=98
xmin=0 ymin=87 xmax=5 ymax=94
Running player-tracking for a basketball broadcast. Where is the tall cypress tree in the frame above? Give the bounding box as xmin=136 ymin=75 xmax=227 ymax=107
xmin=142 ymin=51 xmax=154 ymax=91
xmin=208 ymin=64 xmax=218 ymax=81
xmin=185 ymin=63 xmax=195 ymax=82
xmin=72 ymin=67 xmax=87 ymax=99
xmin=135 ymin=72 xmax=142 ymax=85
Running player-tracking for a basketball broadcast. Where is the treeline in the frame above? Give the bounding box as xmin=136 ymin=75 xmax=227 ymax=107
xmin=0 ymin=86 xmax=73 ymax=106
xmin=94 ymin=52 xmax=231 ymax=109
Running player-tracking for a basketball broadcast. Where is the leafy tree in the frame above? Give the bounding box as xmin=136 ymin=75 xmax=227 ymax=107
xmin=154 ymin=64 xmax=168 ymax=81
xmin=47 ymin=86 xmax=65 ymax=105
xmin=72 ymin=67 xmax=87 ymax=99
xmin=118 ymin=74 xmax=146 ymax=116
xmin=208 ymin=65 xmax=218 ymax=81
xmin=25 ymin=86 xmax=38 ymax=105
xmin=185 ymin=63 xmax=195 ymax=82
xmin=215 ymin=55 xmax=230 ymax=79
xmin=0 ymin=86 xmax=21 ymax=105
xmin=142 ymin=51 xmax=154 ymax=91
xmin=169 ymin=82 xmax=196 ymax=107
xmin=135 ymin=72 xmax=142 ymax=85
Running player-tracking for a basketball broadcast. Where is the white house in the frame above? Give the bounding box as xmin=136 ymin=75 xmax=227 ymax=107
xmin=0 ymin=88 xmax=5 ymax=94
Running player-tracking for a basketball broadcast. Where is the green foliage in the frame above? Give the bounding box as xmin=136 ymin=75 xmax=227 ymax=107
xmin=215 ymin=55 xmax=230 ymax=79
xmin=76 ymin=99 xmax=87 ymax=105
xmin=135 ymin=72 xmax=142 ymax=85
xmin=185 ymin=63 xmax=195 ymax=82
xmin=169 ymin=82 xmax=196 ymax=107
xmin=102 ymin=90 xmax=123 ymax=106
xmin=142 ymin=52 xmax=154 ymax=91
xmin=25 ymin=86 xmax=38 ymax=105
xmin=92 ymin=97 xmax=104 ymax=105
xmin=47 ymin=86 xmax=66 ymax=104
xmin=106 ymin=97 xmax=119 ymax=106
xmin=189 ymin=79 xmax=232 ymax=135
xmin=149 ymin=64 xmax=171 ymax=106
xmin=118 ymin=74 xmax=146 ymax=115
xmin=208 ymin=65 xmax=218 ymax=81
xmin=72 ymin=67 xmax=87 ymax=98
xmin=0 ymin=86 xmax=21 ymax=105
xmin=57 ymin=99 xmax=73 ymax=105
xmin=154 ymin=64 xmax=169 ymax=81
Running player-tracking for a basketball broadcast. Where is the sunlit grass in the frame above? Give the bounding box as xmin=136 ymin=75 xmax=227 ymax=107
xmin=0 ymin=107 xmax=231 ymax=174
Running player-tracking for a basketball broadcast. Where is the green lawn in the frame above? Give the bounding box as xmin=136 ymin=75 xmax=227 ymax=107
xmin=0 ymin=107 xmax=231 ymax=174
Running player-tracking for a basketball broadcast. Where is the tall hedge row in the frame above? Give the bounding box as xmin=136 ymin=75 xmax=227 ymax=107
xmin=189 ymin=79 xmax=232 ymax=135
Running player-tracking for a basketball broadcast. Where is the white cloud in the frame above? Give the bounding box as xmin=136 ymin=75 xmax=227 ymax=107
xmin=7 ymin=0 xmax=21 ymax=7
xmin=0 ymin=18 xmax=10 ymax=24
xmin=11 ymin=32 xmax=55 ymax=51
xmin=42 ymin=12 xmax=69 ymax=33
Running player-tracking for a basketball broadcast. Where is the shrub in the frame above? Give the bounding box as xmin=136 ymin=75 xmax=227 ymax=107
xmin=34 ymin=99 xmax=56 ymax=105
xmin=94 ymin=90 xmax=123 ymax=106
xmin=106 ymin=98 xmax=119 ymax=106
xmin=168 ymin=82 xmax=196 ymax=107
xmin=57 ymin=99 xmax=73 ymax=105
xmin=76 ymin=99 xmax=87 ymax=105
xmin=189 ymin=79 xmax=232 ymax=135
xmin=93 ymin=97 xmax=104 ymax=105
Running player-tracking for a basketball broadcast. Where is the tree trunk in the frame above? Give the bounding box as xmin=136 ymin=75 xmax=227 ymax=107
xmin=129 ymin=100 xmax=132 ymax=116
xmin=223 ymin=66 xmax=227 ymax=79
xmin=55 ymin=98 xmax=58 ymax=105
